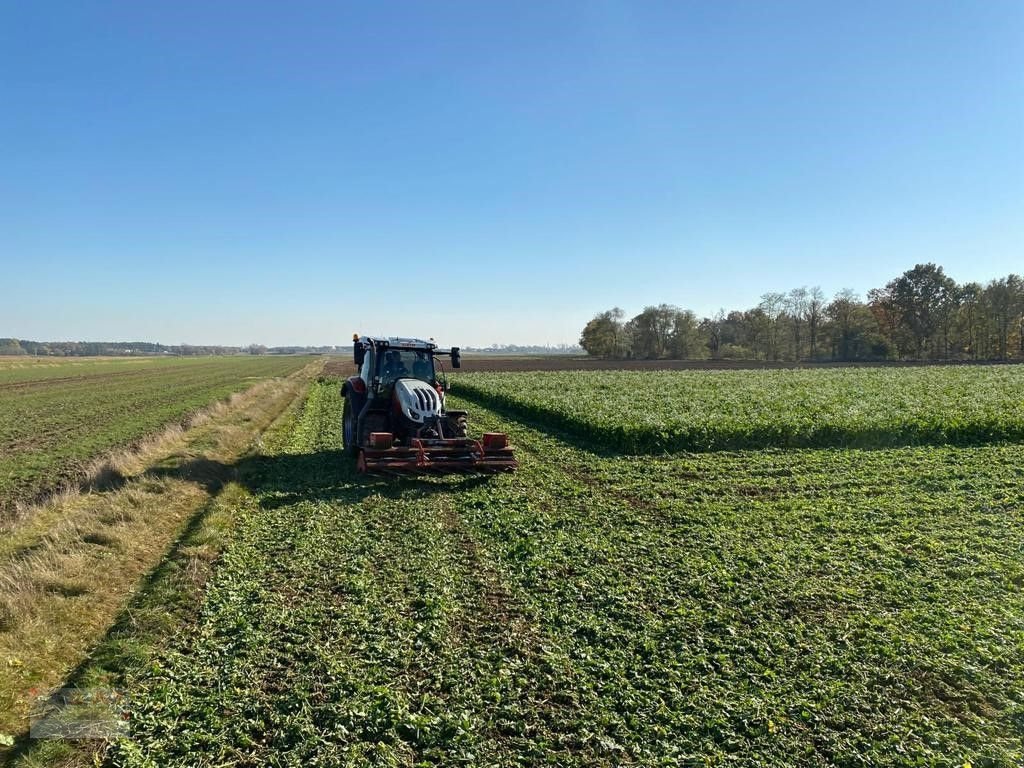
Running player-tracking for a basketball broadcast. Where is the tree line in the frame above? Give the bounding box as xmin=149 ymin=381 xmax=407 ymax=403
xmin=580 ymin=264 xmax=1024 ymax=362
xmin=0 ymin=339 xmax=348 ymax=357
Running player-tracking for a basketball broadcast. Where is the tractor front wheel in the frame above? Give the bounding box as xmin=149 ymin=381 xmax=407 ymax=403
xmin=446 ymin=414 xmax=468 ymax=438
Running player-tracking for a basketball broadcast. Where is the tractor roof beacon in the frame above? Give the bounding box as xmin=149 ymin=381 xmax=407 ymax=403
xmin=341 ymin=335 xmax=517 ymax=474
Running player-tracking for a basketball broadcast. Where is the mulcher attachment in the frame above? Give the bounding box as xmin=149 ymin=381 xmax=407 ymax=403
xmin=357 ymin=432 xmax=517 ymax=474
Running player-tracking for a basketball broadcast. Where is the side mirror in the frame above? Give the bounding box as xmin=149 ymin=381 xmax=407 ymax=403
xmin=354 ymin=346 xmax=365 ymax=366
xmin=450 ymin=347 xmax=461 ymax=369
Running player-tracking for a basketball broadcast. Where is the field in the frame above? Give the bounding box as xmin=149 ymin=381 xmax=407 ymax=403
xmin=0 ymin=356 xmax=314 ymax=516
xmin=3 ymin=363 xmax=1023 ymax=766
xmin=454 ymin=366 xmax=1024 ymax=451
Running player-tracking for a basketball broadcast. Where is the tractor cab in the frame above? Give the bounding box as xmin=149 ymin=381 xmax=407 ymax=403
xmin=353 ymin=336 xmax=458 ymax=391
xmin=379 ymin=348 xmax=433 ymax=385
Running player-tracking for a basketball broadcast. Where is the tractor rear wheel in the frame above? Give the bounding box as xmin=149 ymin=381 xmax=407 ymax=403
xmin=342 ymin=397 xmax=357 ymax=456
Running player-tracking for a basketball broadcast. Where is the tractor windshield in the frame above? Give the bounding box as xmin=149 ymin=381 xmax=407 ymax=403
xmin=378 ymin=349 xmax=435 ymax=385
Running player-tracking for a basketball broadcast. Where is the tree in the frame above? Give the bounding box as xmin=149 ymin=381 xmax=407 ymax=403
xmin=936 ymin=284 xmax=962 ymax=359
xmin=1008 ymin=274 xmax=1024 ymax=359
xmin=826 ymin=290 xmax=884 ymax=361
xmin=806 ymin=286 xmax=825 ymax=359
xmin=0 ymin=339 xmax=25 ymax=356
xmin=742 ymin=308 xmax=771 ymax=360
xmin=630 ymin=305 xmax=680 ymax=359
xmin=758 ymin=292 xmax=786 ymax=361
xmin=983 ymin=277 xmax=1015 ymax=360
xmin=886 ymin=263 xmax=958 ymax=358
xmin=786 ymin=287 xmax=809 ymax=360
xmin=981 ymin=274 xmax=1024 ymax=360
xmin=867 ymin=286 xmax=904 ymax=358
xmin=669 ymin=309 xmax=704 ymax=359
xmin=700 ymin=311 xmax=725 ymax=359
xmin=579 ymin=308 xmax=626 ymax=358
xmin=959 ymin=282 xmax=983 ymax=359
xmin=827 ymin=290 xmax=857 ymax=360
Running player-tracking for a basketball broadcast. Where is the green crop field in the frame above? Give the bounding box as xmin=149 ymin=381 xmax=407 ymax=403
xmin=98 ymin=371 xmax=1024 ymax=767
xmin=0 ymin=356 xmax=313 ymax=515
xmin=454 ymin=366 xmax=1024 ymax=452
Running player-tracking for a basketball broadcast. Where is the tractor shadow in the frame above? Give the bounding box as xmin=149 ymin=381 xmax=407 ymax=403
xmin=138 ymin=447 xmax=496 ymax=512
xmin=235 ymin=449 xmax=496 ymax=509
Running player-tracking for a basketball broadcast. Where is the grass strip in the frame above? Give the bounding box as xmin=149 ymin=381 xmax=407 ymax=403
xmin=0 ymin=365 xmax=316 ymax=763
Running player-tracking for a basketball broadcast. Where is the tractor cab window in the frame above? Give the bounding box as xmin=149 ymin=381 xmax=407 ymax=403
xmin=378 ymin=349 xmax=434 ymax=384
xmin=359 ymin=348 xmax=372 ymax=382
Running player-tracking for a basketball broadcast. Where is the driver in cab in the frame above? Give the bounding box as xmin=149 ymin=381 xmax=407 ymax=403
xmin=382 ymin=351 xmax=409 ymax=382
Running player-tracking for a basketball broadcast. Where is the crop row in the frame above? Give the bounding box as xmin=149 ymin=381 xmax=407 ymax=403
xmin=109 ymin=380 xmax=1024 ymax=766
xmin=0 ymin=356 xmax=313 ymax=513
xmin=454 ymin=366 xmax=1024 ymax=451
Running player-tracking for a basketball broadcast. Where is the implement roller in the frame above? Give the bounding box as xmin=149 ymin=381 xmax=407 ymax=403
xmin=342 ymin=335 xmax=517 ymax=474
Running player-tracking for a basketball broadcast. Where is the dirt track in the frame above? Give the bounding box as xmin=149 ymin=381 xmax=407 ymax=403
xmin=322 ymin=355 xmax=1018 ymax=375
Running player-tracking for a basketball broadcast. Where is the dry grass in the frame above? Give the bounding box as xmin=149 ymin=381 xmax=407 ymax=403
xmin=0 ymin=364 xmax=317 ymax=746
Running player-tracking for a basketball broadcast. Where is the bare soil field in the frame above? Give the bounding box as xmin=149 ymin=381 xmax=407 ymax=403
xmin=325 ymin=354 xmax=1020 ymax=375
xmin=323 ymin=356 xmax=806 ymax=376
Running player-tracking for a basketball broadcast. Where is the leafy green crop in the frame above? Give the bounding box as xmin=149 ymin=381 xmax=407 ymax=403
xmin=107 ymin=379 xmax=1024 ymax=767
xmin=455 ymin=366 xmax=1024 ymax=451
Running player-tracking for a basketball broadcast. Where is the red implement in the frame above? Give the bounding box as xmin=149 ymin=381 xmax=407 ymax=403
xmin=357 ymin=434 xmax=517 ymax=474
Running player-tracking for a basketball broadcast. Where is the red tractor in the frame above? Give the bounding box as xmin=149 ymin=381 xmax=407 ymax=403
xmin=341 ymin=336 xmax=517 ymax=473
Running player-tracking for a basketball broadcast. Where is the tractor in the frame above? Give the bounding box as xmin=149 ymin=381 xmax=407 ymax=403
xmin=341 ymin=335 xmax=517 ymax=473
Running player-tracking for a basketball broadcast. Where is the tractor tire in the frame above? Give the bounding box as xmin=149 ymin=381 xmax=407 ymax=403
xmin=342 ymin=397 xmax=358 ymax=456
xmin=447 ymin=414 xmax=468 ymax=438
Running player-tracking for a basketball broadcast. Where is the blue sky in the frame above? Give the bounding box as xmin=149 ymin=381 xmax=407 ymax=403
xmin=2 ymin=1 xmax=1021 ymax=347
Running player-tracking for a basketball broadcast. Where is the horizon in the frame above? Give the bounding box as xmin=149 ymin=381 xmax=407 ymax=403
xmin=0 ymin=338 xmax=582 ymax=351
xmin=1 ymin=257 xmax=1020 ymax=351
xmin=2 ymin=260 xmax=1018 ymax=350
xmin=3 ymin=2 xmax=1022 ymax=346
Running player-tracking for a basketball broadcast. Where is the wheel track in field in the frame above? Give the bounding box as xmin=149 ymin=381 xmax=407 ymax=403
xmin=0 ymin=369 xmax=154 ymax=391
